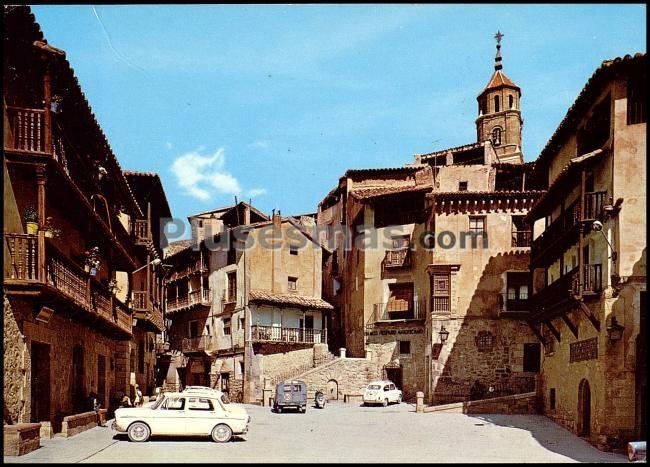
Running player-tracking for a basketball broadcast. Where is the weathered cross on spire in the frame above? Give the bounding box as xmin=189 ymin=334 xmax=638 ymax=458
xmin=494 ymin=30 xmax=504 ymax=70
xmin=495 ymin=30 xmax=504 ymax=46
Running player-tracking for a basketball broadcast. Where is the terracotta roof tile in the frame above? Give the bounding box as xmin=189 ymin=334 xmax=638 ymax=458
xmin=350 ymin=184 xmax=431 ymax=200
xmin=480 ymin=69 xmax=520 ymax=94
xmin=248 ymin=290 xmax=333 ymax=310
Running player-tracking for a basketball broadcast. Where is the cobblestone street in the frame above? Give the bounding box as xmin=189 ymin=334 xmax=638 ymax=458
xmin=5 ymin=402 xmax=627 ymax=463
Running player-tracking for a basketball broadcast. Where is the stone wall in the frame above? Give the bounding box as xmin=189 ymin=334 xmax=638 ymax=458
xmin=298 ymin=357 xmax=382 ymax=399
xmin=423 ymin=392 xmax=537 ymax=414
xmin=4 ymin=296 xmax=25 ymax=424
xmin=3 ymin=423 xmax=41 ymax=456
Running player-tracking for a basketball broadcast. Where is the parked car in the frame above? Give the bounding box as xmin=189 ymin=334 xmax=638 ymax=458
xmin=112 ymin=391 xmax=250 ymax=443
xmin=183 ymin=386 xmax=231 ymax=404
xmin=274 ymin=380 xmax=307 ymax=413
xmin=362 ymin=381 xmax=402 ymax=406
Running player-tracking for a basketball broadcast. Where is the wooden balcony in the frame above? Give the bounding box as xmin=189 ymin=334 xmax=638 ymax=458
xmin=130 ymin=290 xmax=164 ymax=333
xmin=251 ymin=325 xmax=326 ymax=344
xmin=182 ymin=335 xmax=214 ymax=354
xmin=4 ymin=233 xmax=133 ymax=337
xmin=383 ymin=247 xmax=411 ymax=269
xmin=531 ymin=192 xmax=607 ymax=267
xmin=529 ymin=264 xmax=603 ymax=319
xmin=166 ymin=289 xmax=212 ymax=314
xmin=133 ymin=219 xmax=150 ymax=245
xmin=166 ymin=258 xmax=208 ymax=283
xmin=5 ymin=106 xmax=48 ymax=154
xmin=511 ymin=230 xmax=532 ymax=248
xmin=370 ymin=299 xmax=426 ymax=322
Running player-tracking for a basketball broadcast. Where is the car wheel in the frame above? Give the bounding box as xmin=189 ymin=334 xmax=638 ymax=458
xmin=300 ymin=406 xmax=306 ymax=413
xmin=383 ymin=398 xmax=388 ymax=407
xmin=127 ymin=422 xmax=150 ymax=442
xmin=211 ymin=423 xmax=233 ymax=443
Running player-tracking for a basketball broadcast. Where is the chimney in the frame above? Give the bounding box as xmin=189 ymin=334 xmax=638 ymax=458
xmin=272 ymin=209 xmax=282 ymax=228
xmin=243 ymin=204 xmax=251 ymax=225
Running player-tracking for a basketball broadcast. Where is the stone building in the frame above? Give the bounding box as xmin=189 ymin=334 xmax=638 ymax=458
xmin=162 ymin=204 xmax=333 ymax=403
xmin=3 ymin=5 xmax=169 ymax=431
xmin=318 ymin=34 xmax=544 ymax=403
xmin=526 ymin=53 xmax=646 ymax=449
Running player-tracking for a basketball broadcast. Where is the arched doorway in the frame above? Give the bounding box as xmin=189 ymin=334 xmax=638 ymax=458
xmin=326 ymin=379 xmax=339 ymax=400
xmin=578 ymin=379 xmax=591 ymax=437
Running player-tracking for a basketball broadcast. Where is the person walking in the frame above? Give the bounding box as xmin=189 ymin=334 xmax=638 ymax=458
xmin=134 ymin=384 xmax=143 ymax=407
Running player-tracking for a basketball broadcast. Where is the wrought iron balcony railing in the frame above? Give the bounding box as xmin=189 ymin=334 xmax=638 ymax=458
xmin=251 ymin=325 xmax=326 ymax=344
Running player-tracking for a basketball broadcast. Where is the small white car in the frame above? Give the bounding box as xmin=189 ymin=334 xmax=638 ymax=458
xmin=362 ymin=381 xmax=402 ymax=406
xmin=112 ymin=391 xmax=249 ymax=443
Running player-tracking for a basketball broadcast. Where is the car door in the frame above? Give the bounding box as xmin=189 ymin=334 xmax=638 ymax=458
xmin=155 ymin=396 xmax=187 ymax=435
xmin=389 ymin=383 xmax=398 ymax=402
xmin=186 ymin=397 xmax=222 ymax=434
xmin=383 ymin=384 xmax=391 ymax=403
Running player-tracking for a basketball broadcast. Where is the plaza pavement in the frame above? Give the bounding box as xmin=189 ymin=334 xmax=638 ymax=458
xmin=4 ymin=401 xmax=628 ymax=463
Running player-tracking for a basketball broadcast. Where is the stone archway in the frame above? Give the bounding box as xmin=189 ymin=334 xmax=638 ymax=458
xmin=578 ymin=379 xmax=591 ymax=437
xmin=326 ymin=379 xmax=339 ymax=400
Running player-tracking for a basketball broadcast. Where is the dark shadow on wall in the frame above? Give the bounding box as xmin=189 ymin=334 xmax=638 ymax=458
xmin=432 ymin=251 xmax=539 ymax=404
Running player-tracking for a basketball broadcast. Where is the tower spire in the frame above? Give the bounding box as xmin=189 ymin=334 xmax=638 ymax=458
xmin=494 ymin=30 xmax=504 ymax=70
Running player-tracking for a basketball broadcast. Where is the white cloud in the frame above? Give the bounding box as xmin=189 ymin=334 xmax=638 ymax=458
xmin=250 ymin=140 xmax=270 ymax=149
xmin=170 ymin=148 xmax=243 ymax=201
xmin=246 ymin=188 xmax=267 ymax=198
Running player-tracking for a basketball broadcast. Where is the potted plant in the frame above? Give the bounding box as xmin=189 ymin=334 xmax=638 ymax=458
xmin=50 ymin=94 xmax=63 ymax=114
xmin=24 ymin=205 xmax=38 ymax=235
xmin=84 ymin=246 xmax=101 ymax=276
xmin=43 ymin=217 xmax=61 ymax=238
xmin=107 ymin=278 xmax=121 ymax=295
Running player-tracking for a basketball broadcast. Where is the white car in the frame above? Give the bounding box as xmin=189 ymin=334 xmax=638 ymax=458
xmin=112 ymin=391 xmax=249 ymax=443
xmin=183 ymin=386 xmax=230 ymax=403
xmin=362 ymin=381 xmax=402 ymax=406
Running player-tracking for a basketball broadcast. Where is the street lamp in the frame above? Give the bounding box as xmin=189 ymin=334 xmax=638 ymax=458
xmin=606 ymin=315 xmax=625 ymax=342
xmin=591 ymin=221 xmax=617 ymax=261
xmin=132 ymin=258 xmax=162 ymax=274
xmin=439 ymin=325 xmax=450 ymax=344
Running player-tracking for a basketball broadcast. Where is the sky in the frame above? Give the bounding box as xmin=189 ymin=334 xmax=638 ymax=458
xmin=30 ymin=4 xmax=646 ymax=234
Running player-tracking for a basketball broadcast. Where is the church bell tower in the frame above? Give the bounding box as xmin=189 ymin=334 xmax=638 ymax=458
xmin=476 ymin=31 xmax=523 ymax=164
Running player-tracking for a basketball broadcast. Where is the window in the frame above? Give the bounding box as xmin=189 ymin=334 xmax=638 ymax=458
xmin=239 ymin=361 xmax=245 ymax=376
xmin=628 ymin=73 xmax=646 ymax=125
xmin=188 ymin=397 xmax=214 ymax=411
xmin=391 ymin=235 xmax=409 ymax=249
xmin=549 ymin=388 xmax=556 ymax=410
xmin=227 ymin=272 xmax=236 ymax=302
xmin=223 ymin=318 xmax=231 ymax=336
xmin=239 ymin=316 xmax=245 ymax=330
xmin=494 ymin=95 xmax=500 ymax=113
xmin=469 ymin=216 xmax=486 ymax=236
xmin=523 ymin=343 xmax=541 ymax=372
xmin=491 ymin=127 xmax=502 ymax=146
xmin=399 ymin=340 xmax=411 ymax=355
xmin=220 ymin=372 xmax=230 ymax=391
xmin=289 ymin=246 xmax=298 ymax=256
xmin=577 ymin=94 xmax=611 ymax=155
xmin=509 ymin=94 xmax=514 ymax=109
xmin=458 ymin=181 xmax=468 ymax=191
xmin=188 ymin=320 xmax=200 ymax=338
xmin=431 ymin=272 xmax=450 ymax=313
xmin=505 ymin=272 xmax=530 ymax=312
xmin=163 ymin=397 xmax=185 ymax=410
xmin=288 ymin=276 xmax=298 ymax=291
xmin=511 ymin=215 xmax=530 ymax=247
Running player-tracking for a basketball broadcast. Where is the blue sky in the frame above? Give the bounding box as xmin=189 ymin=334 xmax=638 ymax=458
xmin=31 ymin=4 xmax=646 ymax=230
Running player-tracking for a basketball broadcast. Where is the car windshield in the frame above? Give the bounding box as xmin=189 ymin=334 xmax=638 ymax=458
xmin=368 ymin=385 xmax=381 ymax=390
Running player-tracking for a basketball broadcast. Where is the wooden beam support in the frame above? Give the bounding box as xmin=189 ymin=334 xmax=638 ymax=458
xmin=561 ymin=313 xmax=579 ymax=338
xmin=578 ymin=301 xmax=601 ymax=332
xmin=545 ymin=320 xmax=561 ymax=342
xmin=526 ymin=321 xmax=548 ymax=346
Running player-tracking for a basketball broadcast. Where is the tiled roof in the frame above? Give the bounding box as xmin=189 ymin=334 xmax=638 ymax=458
xmin=535 ymin=53 xmax=646 ymax=169
xmin=350 ymin=184 xmax=432 ymax=200
xmin=345 ymin=166 xmax=424 ymax=176
xmin=248 ymin=290 xmax=333 ymax=310
xmin=479 ymin=69 xmax=520 ymax=95
xmin=123 ymin=171 xmax=172 ymax=219
xmin=428 ymin=190 xmax=546 ymax=199
xmin=7 ymin=6 xmax=143 ymax=219
xmin=163 ymin=240 xmax=194 ymax=258
xmin=416 ymin=142 xmax=483 ymax=160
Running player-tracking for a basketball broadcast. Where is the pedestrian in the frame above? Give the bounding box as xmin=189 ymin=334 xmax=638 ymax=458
xmin=134 ymin=384 xmax=143 ymax=407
